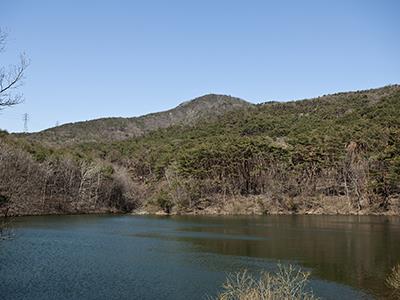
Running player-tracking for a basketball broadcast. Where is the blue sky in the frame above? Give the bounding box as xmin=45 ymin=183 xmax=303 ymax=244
xmin=1 ymin=0 xmax=399 ymax=132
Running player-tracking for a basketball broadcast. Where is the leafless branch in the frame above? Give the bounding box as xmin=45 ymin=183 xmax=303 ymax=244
xmin=0 ymin=28 xmax=29 ymax=109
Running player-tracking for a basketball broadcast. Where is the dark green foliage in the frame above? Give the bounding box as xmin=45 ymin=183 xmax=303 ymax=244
xmin=0 ymin=130 xmax=8 ymax=137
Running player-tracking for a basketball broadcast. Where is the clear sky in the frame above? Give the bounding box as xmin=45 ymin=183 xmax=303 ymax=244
xmin=0 ymin=0 xmax=399 ymax=132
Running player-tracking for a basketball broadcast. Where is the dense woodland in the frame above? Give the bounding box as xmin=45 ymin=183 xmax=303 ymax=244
xmin=0 ymin=85 xmax=399 ymax=216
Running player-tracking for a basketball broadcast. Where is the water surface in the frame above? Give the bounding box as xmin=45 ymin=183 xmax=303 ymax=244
xmin=1 ymin=215 xmax=399 ymax=299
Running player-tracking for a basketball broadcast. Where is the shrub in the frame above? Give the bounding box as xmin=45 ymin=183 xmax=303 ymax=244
xmin=156 ymin=189 xmax=174 ymax=213
xmin=213 ymin=264 xmax=318 ymax=300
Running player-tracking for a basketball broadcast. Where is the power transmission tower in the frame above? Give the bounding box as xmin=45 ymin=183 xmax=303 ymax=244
xmin=23 ymin=113 xmax=29 ymax=132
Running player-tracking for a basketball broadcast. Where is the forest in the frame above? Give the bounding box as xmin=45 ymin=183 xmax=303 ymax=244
xmin=0 ymin=85 xmax=399 ymax=216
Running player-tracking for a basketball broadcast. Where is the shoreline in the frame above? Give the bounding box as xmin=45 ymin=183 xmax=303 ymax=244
xmin=3 ymin=194 xmax=400 ymax=218
xmin=3 ymin=210 xmax=400 ymax=218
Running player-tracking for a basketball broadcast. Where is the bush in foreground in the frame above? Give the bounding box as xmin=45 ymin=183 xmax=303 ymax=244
xmin=213 ymin=264 xmax=318 ymax=300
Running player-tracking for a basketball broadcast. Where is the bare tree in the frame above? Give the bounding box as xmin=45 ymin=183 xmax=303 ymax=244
xmin=0 ymin=28 xmax=28 ymax=238
xmin=0 ymin=28 xmax=29 ymax=109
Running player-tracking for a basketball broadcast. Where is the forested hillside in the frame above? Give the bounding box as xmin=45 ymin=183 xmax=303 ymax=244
xmin=1 ymin=85 xmax=399 ymax=216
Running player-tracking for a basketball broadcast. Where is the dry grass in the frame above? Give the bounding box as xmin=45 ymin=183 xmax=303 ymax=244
xmin=387 ymin=264 xmax=400 ymax=298
xmin=213 ymin=264 xmax=318 ymax=300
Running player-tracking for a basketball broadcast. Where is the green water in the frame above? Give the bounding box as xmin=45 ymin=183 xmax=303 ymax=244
xmin=1 ymin=215 xmax=399 ymax=299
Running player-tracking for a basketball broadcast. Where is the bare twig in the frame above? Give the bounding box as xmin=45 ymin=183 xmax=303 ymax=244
xmin=0 ymin=28 xmax=29 ymax=109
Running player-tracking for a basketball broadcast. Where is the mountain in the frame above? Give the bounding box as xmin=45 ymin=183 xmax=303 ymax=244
xmin=25 ymin=94 xmax=252 ymax=145
xmin=1 ymin=85 xmax=399 ymax=217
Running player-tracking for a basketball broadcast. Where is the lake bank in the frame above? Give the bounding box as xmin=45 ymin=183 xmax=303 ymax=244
xmin=2 ymin=193 xmax=399 ymax=218
xmin=132 ymin=194 xmax=400 ymax=216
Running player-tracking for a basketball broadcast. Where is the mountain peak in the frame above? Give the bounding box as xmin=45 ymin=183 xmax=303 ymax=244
xmin=177 ymin=94 xmax=250 ymax=108
xmin=24 ymin=94 xmax=253 ymax=146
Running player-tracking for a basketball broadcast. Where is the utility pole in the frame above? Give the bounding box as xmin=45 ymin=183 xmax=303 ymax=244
xmin=23 ymin=113 xmax=28 ymax=132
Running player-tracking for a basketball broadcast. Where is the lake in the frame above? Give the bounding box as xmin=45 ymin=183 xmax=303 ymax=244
xmin=1 ymin=215 xmax=399 ymax=299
